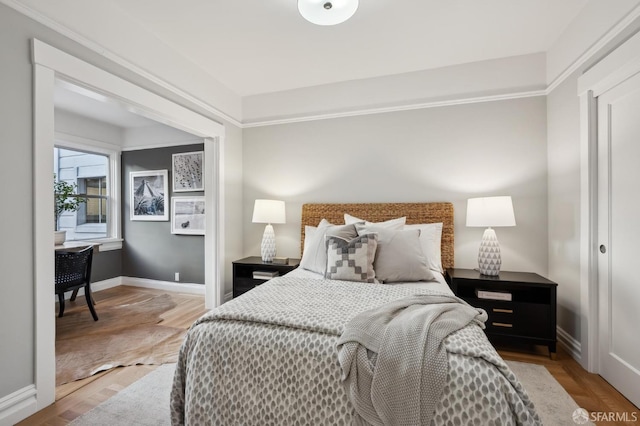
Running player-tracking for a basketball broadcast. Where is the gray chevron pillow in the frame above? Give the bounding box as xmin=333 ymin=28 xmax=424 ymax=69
xmin=325 ymin=234 xmax=378 ymax=283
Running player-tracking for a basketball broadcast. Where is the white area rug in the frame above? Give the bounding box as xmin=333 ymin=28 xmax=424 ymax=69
xmin=506 ymin=360 xmax=594 ymax=426
xmin=69 ymin=364 xmax=175 ymax=426
xmin=70 ymin=361 xmax=589 ymax=425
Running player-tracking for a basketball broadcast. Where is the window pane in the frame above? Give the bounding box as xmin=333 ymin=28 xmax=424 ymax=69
xmin=54 ymin=147 xmax=109 ymax=240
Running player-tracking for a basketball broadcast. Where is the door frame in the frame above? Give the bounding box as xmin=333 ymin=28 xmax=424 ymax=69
xmin=32 ymin=39 xmax=225 ymax=409
xmin=577 ymin=30 xmax=640 ymax=373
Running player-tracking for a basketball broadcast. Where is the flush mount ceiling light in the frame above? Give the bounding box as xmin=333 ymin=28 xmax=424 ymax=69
xmin=298 ymin=0 xmax=359 ymax=26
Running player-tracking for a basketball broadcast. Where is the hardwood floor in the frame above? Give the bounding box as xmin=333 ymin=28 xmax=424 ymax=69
xmin=17 ymin=285 xmax=208 ymax=426
xmin=17 ymin=286 xmax=638 ymax=425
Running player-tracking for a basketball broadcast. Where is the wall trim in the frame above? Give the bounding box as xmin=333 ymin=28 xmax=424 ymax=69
xmin=243 ymin=90 xmax=547 ymax=128
xmin=557 ymin=326 xmax=581 ymax=362
xmin=0 ymin=385 xmax=37 ymax=426
xmin=547 ymin=3 xmax=640 ymax=94
xmin=224 ymin=291 xmax=233 ymax=303
xmin=122 ymin=277 xmax=206 ymax=295
xmin=0 ymin=0 xmax=243 ymax=128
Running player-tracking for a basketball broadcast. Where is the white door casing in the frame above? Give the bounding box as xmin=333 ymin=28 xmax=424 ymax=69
xmin=31 ymin=39 xmax=225 ymax=415
xmin=596 ymin=74 xmax=640 ymax=408
xmin=577 ymin=25 xmax=640 ymax=400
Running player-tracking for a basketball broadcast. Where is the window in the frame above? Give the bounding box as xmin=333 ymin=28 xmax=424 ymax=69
xmin=77 ymin=176 xmax=108 ymax=225
xmin=54 ymin=143 xmax=121 ymax=246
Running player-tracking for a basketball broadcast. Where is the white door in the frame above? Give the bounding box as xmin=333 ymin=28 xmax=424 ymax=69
xmin=597 ymin=71 xmax=640 ymax=408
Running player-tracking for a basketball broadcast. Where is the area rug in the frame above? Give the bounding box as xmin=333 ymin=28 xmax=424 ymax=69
xmin=69 ymin=361 xmax=590 ymax=425
xmin=56 ymin=293 xmax=185 ymax=385
xmin=507 ymin=360 xmax=594 ymax=426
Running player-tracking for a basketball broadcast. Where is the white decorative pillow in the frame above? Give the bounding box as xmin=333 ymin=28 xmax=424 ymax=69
xmin=300 ymin=220 xmax=359 ymax=274
xmin=344 ymin=213 xmax=406 ymax=229
xmin=355 ymin=224 xmax=434 ymax=283
xmin=404 ymin=222 xmax=443 ymax=273
xmin=325 ymin=234 xmax=378 ymax=283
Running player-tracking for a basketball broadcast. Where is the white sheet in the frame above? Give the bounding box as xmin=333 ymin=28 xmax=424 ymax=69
xmin=285 ymin=267 xmax=454 ymax=296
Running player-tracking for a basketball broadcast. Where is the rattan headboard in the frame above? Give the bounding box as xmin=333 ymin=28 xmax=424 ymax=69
xmin=301 ymin=202 xmax=454 ymax=269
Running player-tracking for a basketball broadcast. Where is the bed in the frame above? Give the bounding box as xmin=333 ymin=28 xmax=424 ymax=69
xmin=170 ymin=202 xmax=540 ymax=425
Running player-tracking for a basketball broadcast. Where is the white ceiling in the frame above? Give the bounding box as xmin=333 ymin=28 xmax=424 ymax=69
xmin=54 ymin=82 xmax=158 ymax=129
xmin=18 ymin=0 xmax=588 ymax=97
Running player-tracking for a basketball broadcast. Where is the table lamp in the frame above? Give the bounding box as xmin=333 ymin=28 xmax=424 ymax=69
xmin=466 ymin=196 xmax=516 ymax=276
xmin=252 ymin=199 xmax=286 ymax=263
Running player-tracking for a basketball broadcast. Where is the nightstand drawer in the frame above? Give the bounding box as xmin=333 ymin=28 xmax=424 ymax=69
xmin=448 ymin=268 xmax=557 ymax=358
xmin=465 ymin=298 xmax=552 ymax=339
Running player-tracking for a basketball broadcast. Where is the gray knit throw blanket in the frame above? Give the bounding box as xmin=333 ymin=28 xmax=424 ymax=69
xmin=336 ymin=293 xmax=487 ymax=426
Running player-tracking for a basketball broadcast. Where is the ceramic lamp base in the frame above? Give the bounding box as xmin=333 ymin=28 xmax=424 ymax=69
xmin=260 ymin=224 xmax=277 ymax=263
xmin=478 ymin=227 xmax=501 ymax=276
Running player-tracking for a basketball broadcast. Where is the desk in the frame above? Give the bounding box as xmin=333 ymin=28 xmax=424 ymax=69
xmin=55 ymin=241 xmax=102 ymax=251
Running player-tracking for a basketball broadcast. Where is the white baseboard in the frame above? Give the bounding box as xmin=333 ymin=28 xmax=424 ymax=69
xmin=122 ymin=276 xmax=205 ymax=295
xmin=56 ymin=276 xmax=123 ymax=302
xmin=557 ymin=326 xmax=581 ymax=361
xmin=0 ymin=385 xmax=37 ymax=426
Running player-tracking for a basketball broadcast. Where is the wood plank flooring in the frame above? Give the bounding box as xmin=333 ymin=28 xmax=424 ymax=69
xmin=17 ymin=286 xmax=638 ymax=425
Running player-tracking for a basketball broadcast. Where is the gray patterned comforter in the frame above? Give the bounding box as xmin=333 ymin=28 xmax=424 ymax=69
xmin=170 ymin=277 xmax=541 ymax=425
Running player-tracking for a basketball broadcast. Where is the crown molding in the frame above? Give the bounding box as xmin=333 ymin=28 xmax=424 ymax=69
xmin=243 ymin=90 xmax=547 ymax=128
xmin=546 ymin=3 xmax=640 ymax=94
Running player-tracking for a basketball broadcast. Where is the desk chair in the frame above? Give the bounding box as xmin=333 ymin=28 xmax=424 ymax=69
xmin=55 ymin=246 xmax=98 ymax=321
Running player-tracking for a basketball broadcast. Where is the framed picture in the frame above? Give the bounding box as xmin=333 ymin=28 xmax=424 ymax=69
xmin=130 ymin=170 xmax=169 ymax=221
xmin=172 ymin=151 xmax=204 ymax=192
xmin=171 ymin=196 xmax=205 ymax=235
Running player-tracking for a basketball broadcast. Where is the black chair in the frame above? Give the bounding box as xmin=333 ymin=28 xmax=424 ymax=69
xmin=55 ymin=246 xmax=98 ymax=321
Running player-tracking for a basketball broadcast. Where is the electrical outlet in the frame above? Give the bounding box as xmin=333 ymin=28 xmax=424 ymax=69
xmin=175 ymin=272 xmax=180 ymax=282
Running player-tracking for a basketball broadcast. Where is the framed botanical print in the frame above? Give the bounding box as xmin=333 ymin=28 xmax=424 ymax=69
xmin=172 ymin=151 xmax=204 ymax=192
xmin=130 ymin=170 xmax=169 ymax=221
xmin=171 ymin=196 xmax=205 ymax=235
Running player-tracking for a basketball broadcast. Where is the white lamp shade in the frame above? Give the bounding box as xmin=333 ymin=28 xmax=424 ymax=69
xmin=466 ymin=196 xmax=516 ymax=227
xmin=298 ymin=0 xmax=359 ymax=26
xmin=252 ymin=199 xmax=286 ymax=224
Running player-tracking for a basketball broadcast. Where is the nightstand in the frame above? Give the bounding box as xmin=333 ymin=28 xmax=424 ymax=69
xmin=446 ymin=268 xmax=558 ymax=358
xmin=232 ymin=256 xmax=300 ymax=298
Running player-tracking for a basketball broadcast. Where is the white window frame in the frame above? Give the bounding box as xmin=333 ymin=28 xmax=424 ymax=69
xmin=54 ymin=132 xmax=122 ymax=250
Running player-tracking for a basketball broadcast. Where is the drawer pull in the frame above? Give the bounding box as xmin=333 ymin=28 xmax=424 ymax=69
xmin=492 ymin=308 xmax=513 ymax=314
xmin=492 ymin=322 xmax=513 ymax=328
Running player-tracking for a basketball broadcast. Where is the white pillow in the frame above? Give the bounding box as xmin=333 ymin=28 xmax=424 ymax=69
xmin=300 ymin=220 xmax=358 ymax=274
xmin=404 ymin=222 xmax=443 ymax=273
xmin=344 ymin=213 xmax=406 ymax=229
xmin=355 ymin=224 xmax=434 ymax=283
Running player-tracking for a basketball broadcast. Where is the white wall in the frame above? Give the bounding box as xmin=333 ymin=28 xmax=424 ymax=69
xmin=546 ymin=70 xmax=582 ymax=340
xmin=243 ymin=96 xmax=549 ymax=275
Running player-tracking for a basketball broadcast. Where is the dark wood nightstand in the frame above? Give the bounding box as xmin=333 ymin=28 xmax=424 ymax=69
xmin=232 ymin=256 xmax=301 ymax=298
xmin=446 ymin=268 xmax=558 ymax=358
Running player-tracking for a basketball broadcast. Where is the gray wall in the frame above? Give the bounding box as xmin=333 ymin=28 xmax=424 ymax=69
xmin=0 ymin=2 xmax=243 ymax=404
xmin=243 ymin=96 xmax=549 ymax=276
xmin=91 ymin=250 xmax=123 ymax=282
xmin=122 ymin=144 xmax=205 ymax=284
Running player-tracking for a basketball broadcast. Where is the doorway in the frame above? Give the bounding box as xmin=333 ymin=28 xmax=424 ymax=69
xmin=33 ymin=39 xmax=225 ymax=410
xmin=578 ymin=30 xmax=640 ymax=408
